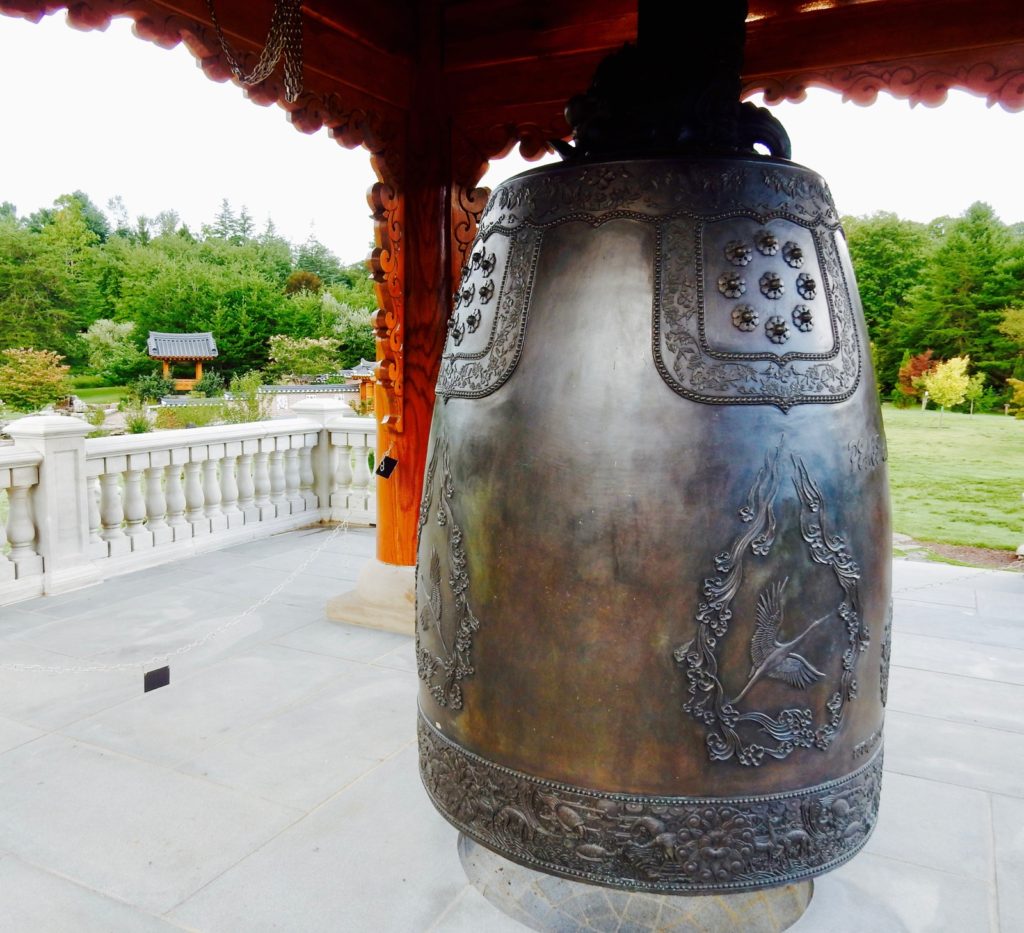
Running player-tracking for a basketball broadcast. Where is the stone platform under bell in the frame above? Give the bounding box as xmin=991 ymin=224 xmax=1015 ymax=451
xmin=460 ymin=835 xmax=813 ymax=932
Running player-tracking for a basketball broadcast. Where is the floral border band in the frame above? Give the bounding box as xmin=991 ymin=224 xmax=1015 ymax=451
xmin=418 ymin=711 xmax=882 ymax=894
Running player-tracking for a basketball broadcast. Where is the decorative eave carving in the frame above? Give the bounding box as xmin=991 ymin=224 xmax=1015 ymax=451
xmin=744 ymin=43 xmax=1024 ymax=112
xmin=0 ymin=1 xmax=404 ymax=139
xmin=452 ymin=41 xmax=1024 ymax=165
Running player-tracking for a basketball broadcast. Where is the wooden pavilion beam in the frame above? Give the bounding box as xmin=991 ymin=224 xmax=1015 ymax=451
xmin=146 ymin=0 xmax=414 ymax=110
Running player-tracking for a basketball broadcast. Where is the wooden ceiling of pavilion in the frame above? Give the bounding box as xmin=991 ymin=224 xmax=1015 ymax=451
xmin=4 ymin=0 xmax=1023 ymax=162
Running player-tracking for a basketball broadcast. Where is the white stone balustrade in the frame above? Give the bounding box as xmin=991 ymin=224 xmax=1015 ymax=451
xmin=329 ymin=419 xmax=379 ymax=525
xmin=0 ymin=448 xmax=45 ymax=602
xmin=0 ymin=400 xmax=377 ymax=607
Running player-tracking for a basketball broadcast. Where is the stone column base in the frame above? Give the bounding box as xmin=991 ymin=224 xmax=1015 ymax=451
xmin=325 ymin=558 xmax=415 ymax=635
xmin=459 ymin=835 xmax=813 ymax=932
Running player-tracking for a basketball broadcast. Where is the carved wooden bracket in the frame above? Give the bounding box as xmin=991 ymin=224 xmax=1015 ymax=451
xmin=368 ymin=173 xmax=404 ymax=432
xmin=0 ymin=0 xmax=403 ymax=135
xmin=744 ymin=44 xmax=1024 ymax=112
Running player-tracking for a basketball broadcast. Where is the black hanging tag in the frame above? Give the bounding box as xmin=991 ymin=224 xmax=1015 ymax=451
xmin=376 ymin=455 xmax=398 ymax=479
xmin=144 ymin=666 xmax=170 ymax=693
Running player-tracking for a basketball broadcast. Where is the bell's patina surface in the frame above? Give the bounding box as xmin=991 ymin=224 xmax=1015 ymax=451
xmin=415 ymin=154 xmax=890 ymax=894
xmin=417 ymin=1 xmax=890 ymax=896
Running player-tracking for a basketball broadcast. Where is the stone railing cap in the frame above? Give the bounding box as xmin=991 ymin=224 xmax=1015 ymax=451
xmin=291 ymin=398 xmax=353 ymax=412
xmin=5 ymin=415 xmax=92 ymax=438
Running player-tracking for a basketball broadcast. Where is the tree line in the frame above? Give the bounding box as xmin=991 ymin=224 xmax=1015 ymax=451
xmin=3 ymin=192 xmax=1023 ymax=413
xmin=0 ymin=191 xmax=377 ymax=382
xmin=844 ymin=202 xmax=1024 ymax=410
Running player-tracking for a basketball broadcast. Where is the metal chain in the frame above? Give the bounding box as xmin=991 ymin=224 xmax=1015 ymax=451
xmin=0 ymin=522 xmax=349 ymax=675
xmin=205 ymin=0 xmax=304 ymax=102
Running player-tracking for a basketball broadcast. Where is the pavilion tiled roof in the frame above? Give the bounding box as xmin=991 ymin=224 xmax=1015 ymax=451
xmin=146 ymin=332 xmax=219 ymax=361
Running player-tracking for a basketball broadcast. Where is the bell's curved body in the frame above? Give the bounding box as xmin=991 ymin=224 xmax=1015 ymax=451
xmin=416 ymin=156 xmax=891 ymax=894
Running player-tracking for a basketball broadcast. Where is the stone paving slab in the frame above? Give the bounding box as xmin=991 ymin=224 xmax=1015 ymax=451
xmin=862 ymin=770 xmax=994 ymax=882
xmin=993 ymin=795 xmax=1024 ymax=933
xmin=167 ymin=745 xmax=466 ymax=933
xmin=0 ymin=734 xmax=302 ymax=915
xmin=0 ymin=534 xmax=1018 ymax=931
xmin=892 ymin=632 xmax=1024 ymax=685
xmin=885 ymin=665 xmax=1024 ymax=734
xmin=0 ymin=854 xmax=187 ymax=933
xmin=177 ymin=666 xmax=417 ymax=810
xmin=61 ymin=644 xmax=366 ymax=768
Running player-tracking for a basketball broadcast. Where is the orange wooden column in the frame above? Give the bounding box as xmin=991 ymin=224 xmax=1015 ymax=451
xmin=369 ymin=0 xmax=452 ymax=569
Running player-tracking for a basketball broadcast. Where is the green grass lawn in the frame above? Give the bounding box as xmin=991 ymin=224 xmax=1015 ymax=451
xmin=883 ymin=405 xmax=1024 ymax=551
xmin=74 ymin=386 xmax=129 ymax=404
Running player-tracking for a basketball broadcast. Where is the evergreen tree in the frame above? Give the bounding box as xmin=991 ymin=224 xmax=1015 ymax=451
xmin=205 ymin=198 xmax=238 ymax=241
xmin=844 ymin=212 xmax=933 ymax=391
xmin=893 ymin=202 xmax=1022 ymax=387
xmin=296 ymin=235 xmax=343 ymax=284
xmin=237 ymin=205 xmax=255 ymax=240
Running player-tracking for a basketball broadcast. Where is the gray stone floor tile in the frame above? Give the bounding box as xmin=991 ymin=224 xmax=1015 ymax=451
xmin=85 ymin=602 xmax=321 ymax=679
xmin=993 ymin=795 xmax=1024 ymax=933
xmin=372 ymin=639 xmax=418 ymax=674
xmin=273 ymin=571 xmax=360 ymax=610
xmin=168 ymin=745 xmax=466 ymax=933
xmin=248 ymin=545 xmax=365 ymax=580
xmin=865 ymin=771 xmax=993 ymax=881
xmin=178 ymin=667 xmax=418 ymax=810
xmin=7 ymin=586 xmax=242 ymax=655
xmin=0 ymin=854 xmax=186 ymax=932
xmin=892 ymin=632 xmax=1024 ymax=686
xmin=895 ymin=599 xmax=1024 ymax=652
xmin=184 ymin=563 xmax=296 ymax=597
xmin=61 ymin=644 xmax=364 ymax=768
xmin=0 ymin=734 xmax=301 ymax=915
xmin=891 ymin=565 xmax=982 ymax=609
xmin=885 ymin=710 xmax=1024 ymax=797
xmin=0 ymin=641 xmax=140 ymax=730
xmin=0 ymin=604 xmax=53 ymax=639
xmin=169 ymin=547 xmax=255 ymax=577
xmin=301 ymin=526 xmax=377 ymax=556
xmin=795 ymin=851 xmax=995 ymax=932
xmin=1 ymin=542 xmax=1017 ymax=929
xmin=273 ymin=618 xmax=409 ymax=663
xmin=886 ymin=666 xmax=1024 ymax=734
xmin=975 ymin=586 xmax=1024 ymax=623
xmin=0 ymin=715 xmax=43 ymax=754
xmin=27 ymin=565 xmax=190 ymax=618
xmin=11 ymin=593 xmax=318 ymax=685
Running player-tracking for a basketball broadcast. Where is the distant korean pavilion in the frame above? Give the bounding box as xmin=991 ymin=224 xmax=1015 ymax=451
xmin=147 ymin=332 xmax=219 ymax=391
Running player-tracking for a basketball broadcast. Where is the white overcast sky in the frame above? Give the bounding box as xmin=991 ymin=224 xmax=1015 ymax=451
xmin=1 ymin=11 xmax=1022 ymax=265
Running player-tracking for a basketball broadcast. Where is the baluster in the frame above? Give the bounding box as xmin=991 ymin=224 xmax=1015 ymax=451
xmin=237 ymin=452 xmax=257 ymax=522
xmin=365 ymin=446 xmax=378 ymax=526
xmin=165 ymin=463 xmax=188 ymax=539
xmin=285 ymin=446 xmax=303 ymax=512
xmin=299 ymin=442 xmax=317 ymax=508
xmin=183 ymin=460 xmax=208 ymax=535
xmin=87 ymin=475 xmax=103 ymax=547
xmin=351 ymin=437 xmax=372 ymax=521
xmin=0 ymin=491 xmax=14 ymax=581
xmin=332 ymin=434 xmax=353 ymax=521
xmin=6 ymin=482 xmax=41 ymax=576
xmin=203 ymin=456 xmax=226 ymax=532
xmin=269 ymin=448 xmax=286 ymax=512
xmin=144 ymin=465 xmax=172 ymax=546
xmin=220 ymin=454 xmax=241 ymax=528
xmin=122 ymin=468 xmax=149 ymax=547
xmin=98 ymin=472 xmax=126 ymax=546
xmin=253 ymin=450 xmax=273 ymax=520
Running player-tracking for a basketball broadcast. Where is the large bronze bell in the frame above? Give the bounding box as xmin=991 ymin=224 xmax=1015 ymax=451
xmin=416 ymin=3 xmax=890 ymax=896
